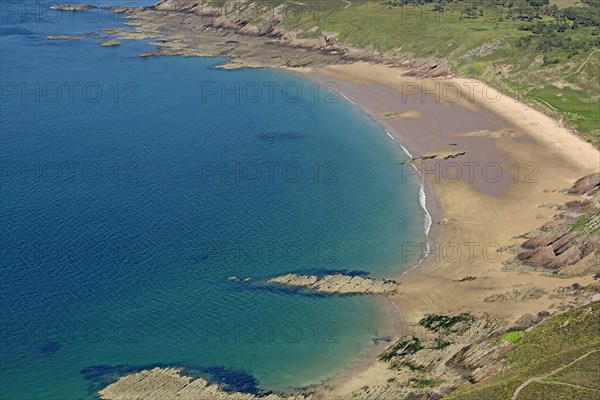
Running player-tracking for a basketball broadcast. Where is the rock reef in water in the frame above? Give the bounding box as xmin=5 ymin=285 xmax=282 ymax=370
xmin=47 ymin=35 xmax=85 ymax=40
xmin=50 ymin=3 xmax=96 ymax=11
xmin=98 ymin=367 xmax=312 ymax=400
xmin=267 ymin=273 xmax=398 ymax=294
xmin=100 ymin=39 xmax=122 ymax=47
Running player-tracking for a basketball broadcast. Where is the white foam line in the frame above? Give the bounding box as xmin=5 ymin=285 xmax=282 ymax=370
xmin=395 ymin=141 xmax=430 ymax=235
xmin=395 ymin=139 xmax=432 ymax=272
xmin=384 ymin=129 xmax=395 ymax=141
xmin=397 ymin=142 xmax=413 ymax=159
xmin=339 ymin=90 xmax=357 ymax=105
xmin=419 ymin=184 xmax=432 ymax=236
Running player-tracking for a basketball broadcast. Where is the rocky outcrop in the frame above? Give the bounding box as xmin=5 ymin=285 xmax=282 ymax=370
xmin=107 ymin=6 xmax=139 ymax=13
xmin=510 ymin=311 xmax=551 ymax=331
xmin=100 ymin=40 xmax=122 ymax=47
xmin=505 ymin=173 xmax=600 ymax=277
xmin=267 ymin=273 xmax=398 ymax=294
xmin=375 ymin=314 xmax=510 ymax=398
xmin=568 ymin=172 xmax=600 ymax=196
xmin=484 ymin=286 xmax=546 ymax=302
xmin=50 ymin=3 xmax=96 ymax=11
xmin=348 ymin=386 xmax=444 ymax=400
xmin=445 ymin=340 xmax=512 ymax=382
xmin=47 ymin=35 xmax=85 ymax=40
xmin=98 ymin=367 xmax=312 ymax=400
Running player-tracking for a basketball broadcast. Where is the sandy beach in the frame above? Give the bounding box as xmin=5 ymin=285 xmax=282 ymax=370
xmin=294 ymin=62 xmax=598 ymax=398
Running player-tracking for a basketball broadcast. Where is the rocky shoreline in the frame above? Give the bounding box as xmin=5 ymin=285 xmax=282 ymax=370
xmin=56 ymin=0 xmax=449 ymax=74
xmin=504 ymin=172 xmax=600 ymax=277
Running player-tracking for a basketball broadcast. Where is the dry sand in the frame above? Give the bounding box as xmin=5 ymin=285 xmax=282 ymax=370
xmin=294 ymin=62 xmax=599 ymax=398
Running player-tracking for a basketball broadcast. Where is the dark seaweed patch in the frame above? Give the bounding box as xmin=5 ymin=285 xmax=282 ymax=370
xmin=258 ymin=132 xmax=305 ymax=140
xmin=38 ymin=341 xmax=61 ymax=355
xmin=188 ymin=366 xmax=261 ymax=394
xmin=287 ymin=268 xmax=370 ymax=278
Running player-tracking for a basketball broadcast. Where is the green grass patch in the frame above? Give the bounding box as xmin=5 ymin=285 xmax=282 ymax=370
xmin=519 ymin=381 xmax=600 ymax=400
xmin=570 ymin=211 xmax=600 ymax=235
xmin=413 ymin=377 xmax=438 ymax=388
xmin=502 ymin=330 xmax=525 ymax=343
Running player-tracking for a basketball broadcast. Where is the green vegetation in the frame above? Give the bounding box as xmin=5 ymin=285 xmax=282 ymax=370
xmin=546 ymin=351 xmax=600 ymax=389
xmin=446 ymin=301 xmax=600 ymax=400
xmin=434 ymin=337 xmax=452 ymax=348
xmin=571 ymin=211 xmax=600 ymax=235
xmin=518 ymin=381 xmax=600 ymax=400
xmin=379 ymin=336 xmax=423 ymax=361
xmin=392 ymin=361 xmax=425 ymax=371
xmin=412 ymin=376 xmax=439 ymax=388
xmin=419 ymin=313 xmax=474 ymax=332
xmin=276 ymin=0 xmax=600 ymax=146
xmin=502 ymin=330 xmax=525 ymax=343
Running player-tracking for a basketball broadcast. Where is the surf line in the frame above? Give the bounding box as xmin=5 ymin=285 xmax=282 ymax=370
xmin=396 ymin=140 xmax=433 ymax=272
xmin=338 ymin=90 xmax=357 ymax=105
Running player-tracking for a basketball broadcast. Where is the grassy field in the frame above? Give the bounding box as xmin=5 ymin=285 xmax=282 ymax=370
xmin=275 ymin=0 xmax=600 ymax=147
xmin=445 ymin=301 xmax=600 ymax=400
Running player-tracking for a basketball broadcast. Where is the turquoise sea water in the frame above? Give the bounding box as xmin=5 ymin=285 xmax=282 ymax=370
xmin=0 ymin=2 xmax=427 ymax=399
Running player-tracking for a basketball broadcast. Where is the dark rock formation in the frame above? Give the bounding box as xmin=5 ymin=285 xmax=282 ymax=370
xmin=568 ymin=172 xmax=600 ymax=196
xmin=509 ymin=173 xmax=600 ymax=277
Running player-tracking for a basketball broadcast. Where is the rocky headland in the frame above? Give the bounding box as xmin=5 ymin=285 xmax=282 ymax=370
xmin=82 ymin=0 xmax=449 ymax=74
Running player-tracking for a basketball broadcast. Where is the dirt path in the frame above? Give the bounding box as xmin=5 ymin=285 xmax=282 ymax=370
xmin=511 ymin=349 xmax=599 ymax=400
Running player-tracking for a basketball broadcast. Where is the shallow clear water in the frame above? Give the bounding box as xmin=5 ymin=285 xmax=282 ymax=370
xmin=0 ymin=2 xmax=426 ymax=399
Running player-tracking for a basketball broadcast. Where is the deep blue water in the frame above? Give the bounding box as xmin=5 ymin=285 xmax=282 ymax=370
xmin=0 ymin=1 xmax=427 ymax=399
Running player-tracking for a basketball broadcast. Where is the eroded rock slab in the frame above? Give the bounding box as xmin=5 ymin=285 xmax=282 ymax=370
xmin=50 ymin=3 xmax=96 ymax=11
xmin=267 ymin=273 xmax=398 ymax=294
xmin=98 ymin=367 xmax=312 ymax=400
